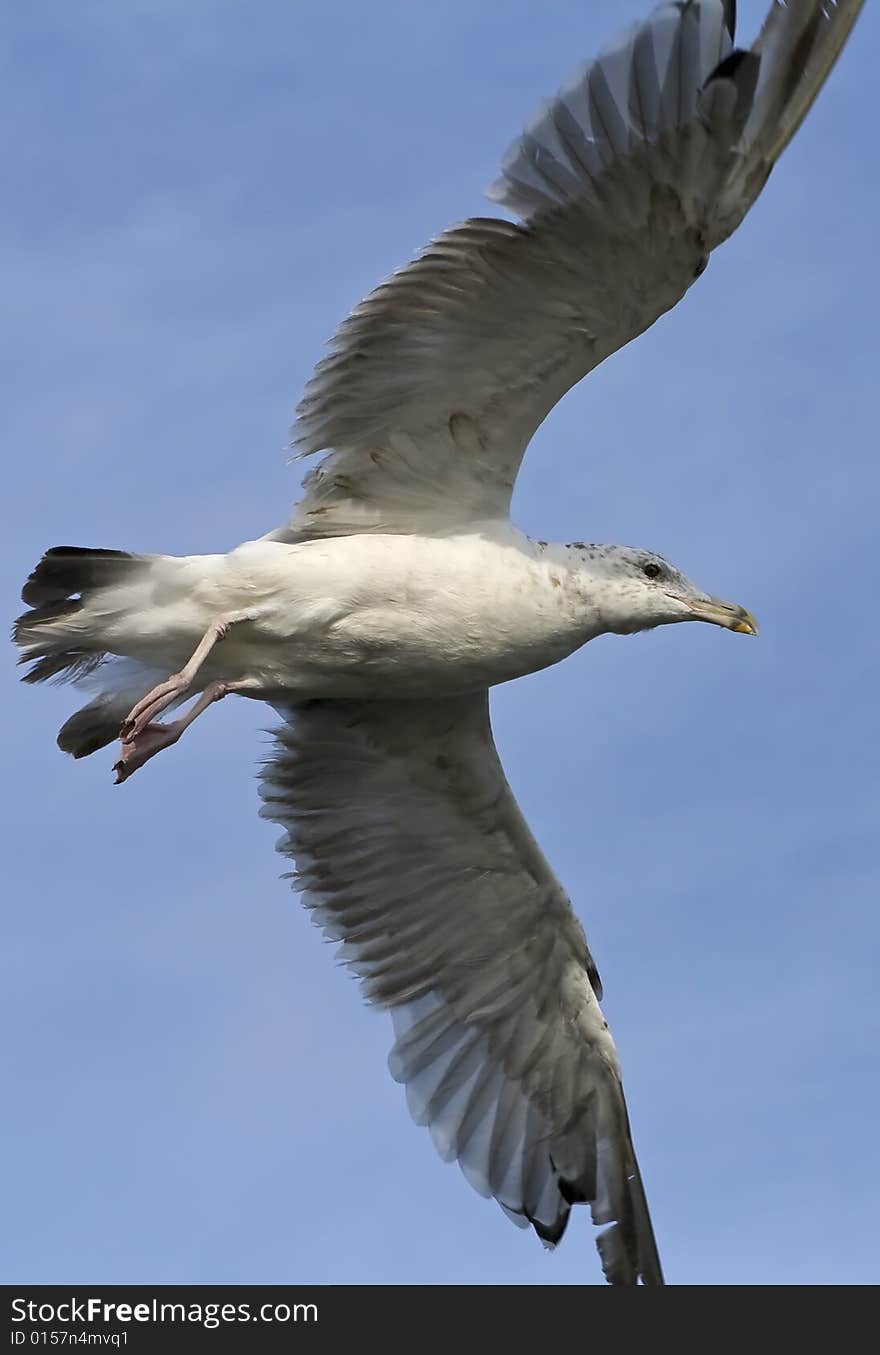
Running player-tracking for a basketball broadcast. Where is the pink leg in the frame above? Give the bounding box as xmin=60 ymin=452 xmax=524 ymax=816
xmin=113 ymin=677 xmax=259 ymax=784
xmin=120 ymin=614 xmax=247 ymax=742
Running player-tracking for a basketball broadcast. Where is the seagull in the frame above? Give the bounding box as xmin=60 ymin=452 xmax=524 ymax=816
xmin=14 ymin=0 xmax=862 ymax=1285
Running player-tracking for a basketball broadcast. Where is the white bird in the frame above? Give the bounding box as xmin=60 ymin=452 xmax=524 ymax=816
xmin=14 ymin=1 xmax=862 ymax=1285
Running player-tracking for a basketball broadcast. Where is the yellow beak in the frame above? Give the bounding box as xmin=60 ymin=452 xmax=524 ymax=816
xmin=672 ymin=595 xmax=759 ymax=636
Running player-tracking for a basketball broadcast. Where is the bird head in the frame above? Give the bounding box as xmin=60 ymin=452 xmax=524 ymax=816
xmin=572 ymin=544 xmax=759 ymax=638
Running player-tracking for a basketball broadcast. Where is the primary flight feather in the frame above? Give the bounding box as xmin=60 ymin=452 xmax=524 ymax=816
xmin=14 ymin=1 xmax=862 ymax=1285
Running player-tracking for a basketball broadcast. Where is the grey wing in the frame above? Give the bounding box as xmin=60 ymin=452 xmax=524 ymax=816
xmin=271 ymin=0 xmax=863 ymax=540
xmin=259 ymin=694 xmax=663 ymax=1286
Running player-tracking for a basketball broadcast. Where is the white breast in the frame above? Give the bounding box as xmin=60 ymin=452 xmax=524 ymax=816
xmin=217 ymin=528 xmax=600 ymax=698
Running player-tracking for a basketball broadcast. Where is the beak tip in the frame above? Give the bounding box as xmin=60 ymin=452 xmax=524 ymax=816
xmin=675 ymin=593 xmax=760 ymax=635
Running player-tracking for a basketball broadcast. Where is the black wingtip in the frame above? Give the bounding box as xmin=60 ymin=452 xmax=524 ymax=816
xmin=705 ymin=47 xmax=761 ymax=122
xmin=528 ymin=1207 xmax=571 ymax=1248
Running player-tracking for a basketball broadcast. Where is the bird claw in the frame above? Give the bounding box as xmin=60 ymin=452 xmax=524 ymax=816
xmin=119 ymin=675 xmax=188 ymax=742
xmin=113 ymin=722 xmax=181 ymax=783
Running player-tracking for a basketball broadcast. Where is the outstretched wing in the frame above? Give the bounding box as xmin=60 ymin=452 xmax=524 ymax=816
xmin=259 ymin=694 xmax=663 ymax=1286
xmin=272 ymin=0 xmax=863 ymax=540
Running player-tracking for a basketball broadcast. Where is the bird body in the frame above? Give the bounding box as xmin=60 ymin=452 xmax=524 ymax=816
xmin=17 ymin=531 xmax=751 ymax=702
xmin=13 ymin=0 xmax=864 ymax=1284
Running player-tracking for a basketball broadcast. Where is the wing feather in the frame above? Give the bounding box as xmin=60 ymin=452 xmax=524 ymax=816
xmin=260 ymin=693 xmax=663 ymax=1285
xmin=268 ymin=0 xmax=861 ymax=542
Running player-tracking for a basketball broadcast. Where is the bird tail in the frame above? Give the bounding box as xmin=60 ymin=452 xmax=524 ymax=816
xmin=13 ymin=546 xmax=162 ymax=758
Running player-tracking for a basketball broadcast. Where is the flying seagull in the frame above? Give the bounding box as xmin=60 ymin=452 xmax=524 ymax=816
xmin=14 ymin=1 xmax=862 ymax=1285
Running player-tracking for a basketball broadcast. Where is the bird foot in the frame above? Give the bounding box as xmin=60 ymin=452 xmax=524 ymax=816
xmin=113 ymin=678 xmax=254 ymax=784
xmin=113 ymin=721 xmax=182 ymax=783
xmin=119 ymin=674 xmax=190 ymax=742
xmin=118 ymin=617 xmax=246 ymax=743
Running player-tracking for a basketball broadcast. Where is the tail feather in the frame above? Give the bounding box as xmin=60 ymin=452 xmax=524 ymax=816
xmin=57 ymin=691 xmax=138 ymax=759
xmin=17 ymin=648 xmax=104 ymax=687
xmin=15 ymin=546 xmax=147 ymax=685
xmin=20 ymin=545 xmax=144 ymax=608
xmin=12 ymin=597 xmax=84 ymax=682
xmin=15 ymin=545 xmax=159 ymax=759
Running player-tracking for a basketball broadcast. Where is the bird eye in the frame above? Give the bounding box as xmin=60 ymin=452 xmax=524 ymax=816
xmin=642 ymin=562 xmax=661 ymax=579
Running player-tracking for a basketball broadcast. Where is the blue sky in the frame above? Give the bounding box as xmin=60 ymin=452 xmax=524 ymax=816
xmin=3 ymin=1 xmax=878 ymax=1285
